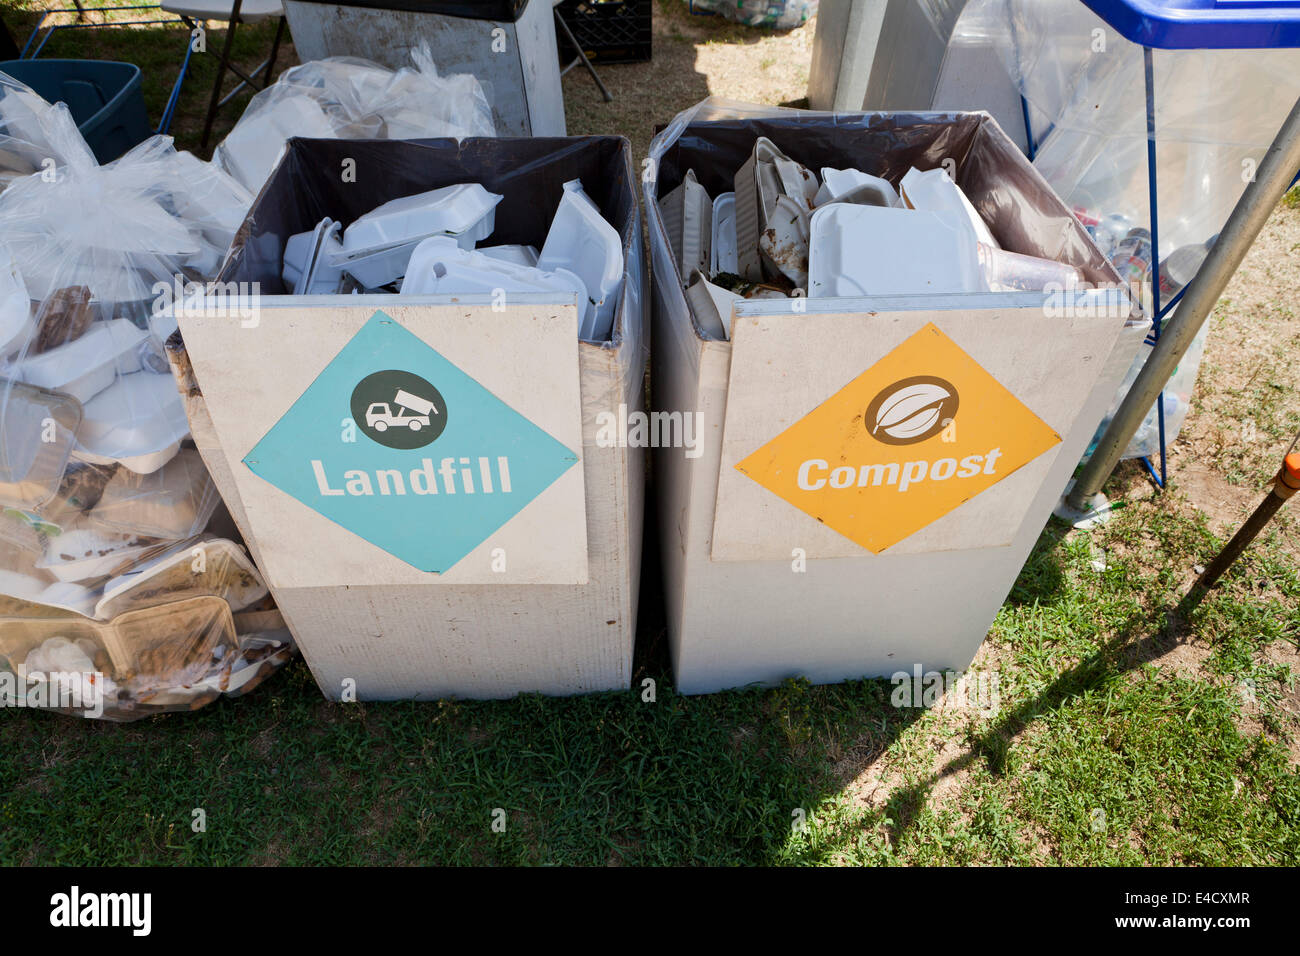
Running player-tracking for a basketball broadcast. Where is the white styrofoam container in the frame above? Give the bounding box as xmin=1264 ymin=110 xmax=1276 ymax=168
xmin=217 ymin=94 xmax=335 ymax=194
xmin=17 ymin=318 xmax=147 ymax=404
xmin=806 ymin=204 xmax=982 ymax=297
xmin=537 ymin=180 xmax=624 ymax=343
xmin=340 ymin=184 xmax=503 ymax=256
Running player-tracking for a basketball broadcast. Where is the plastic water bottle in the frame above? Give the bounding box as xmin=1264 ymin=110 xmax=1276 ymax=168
xmin=1157 ymin=244 xmax=1209 ymax=299
xmin=1092 ymin=213 xmax=1132 ymax=259
xmin=1111 ymin=228 xmax=1153 ymax=284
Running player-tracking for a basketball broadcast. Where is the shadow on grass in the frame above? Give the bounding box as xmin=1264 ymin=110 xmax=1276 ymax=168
xmin=872 ymin=578 xmax=1213 ymax=844
xmin=0 ymin=477 xmax=1127 ymax=866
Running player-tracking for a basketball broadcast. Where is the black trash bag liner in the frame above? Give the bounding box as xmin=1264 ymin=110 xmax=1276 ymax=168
xmin=221 ymin=135 xmax=640 ymax=345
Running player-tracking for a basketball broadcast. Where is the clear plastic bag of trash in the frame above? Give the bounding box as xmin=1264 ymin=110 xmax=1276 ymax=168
xmin=0 ymin=138 xmax=200 ymax=528
xmin=958 ymin=0 xmax=1300 ymax=258
xmin=686 ymin=0 xmax=817 ymax=29
xmin=153 ymin=149 xmax=255 ymax=280
xmin=950 ymin=0 xmax=1300 ymax=457
xmin=0 ymin=598 xmax=297 ymax=721
xmin=0 ymin=69 xmax=97 ymax=193
xmin=0 ymin=123 xmax=295 ymax=719
xmin=212 ymin=43 xmax=496 ymax=194
xmin=0 ymin=517 xmax=294 ymax=721
xmin=0 ymin=71 xmax=249 ymax=280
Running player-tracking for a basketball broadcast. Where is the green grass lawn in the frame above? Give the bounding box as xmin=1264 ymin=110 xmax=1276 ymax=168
xmin=2 ymin=487 xmax=1296 ymax=866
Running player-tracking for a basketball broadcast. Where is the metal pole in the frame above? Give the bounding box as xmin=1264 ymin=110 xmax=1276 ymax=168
xmin=554 ymin=9 xmax=613 ymax=103
xmin=1195 ymin=451 xmax=1300 ymax=589
xmin=1066 ymin=92 xmax=1300 ymax=513
xmin=1142 ymin=46 xmax=1168 ymax=488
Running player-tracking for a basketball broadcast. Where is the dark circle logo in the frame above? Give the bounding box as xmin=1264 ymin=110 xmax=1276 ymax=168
xmin=350 ymin=370 xmax=447 ymax=450
xmin=865 ymin=375 xmax=959 ymax=445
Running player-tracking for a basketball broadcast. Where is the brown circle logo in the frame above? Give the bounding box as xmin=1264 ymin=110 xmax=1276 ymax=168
xmin=865 ymin=375 xmax=959 ymax=445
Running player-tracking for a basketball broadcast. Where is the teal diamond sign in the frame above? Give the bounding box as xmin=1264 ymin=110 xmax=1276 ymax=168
xmin=244 ymin=312 xmax=579 ymax=573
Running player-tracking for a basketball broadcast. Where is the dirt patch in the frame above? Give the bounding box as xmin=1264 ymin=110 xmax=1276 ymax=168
xmin=845 ymin=758 xmax=906 ymax=812
xmin=925 ymin=733 xmax=977 ymax=812
xmin=1172 ymin=462 xmax=1258 ymax=536
xmin=1143 ymin=634 xmax=1216 ymax=681
xmin=828 ymin=730 xmax=889 ymax=792
xmin=1176 ymin=202 xmax=1300 ymax=492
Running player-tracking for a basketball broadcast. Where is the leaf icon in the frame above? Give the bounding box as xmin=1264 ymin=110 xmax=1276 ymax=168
xmin=873 ymin=382 xmax=952 ymax=440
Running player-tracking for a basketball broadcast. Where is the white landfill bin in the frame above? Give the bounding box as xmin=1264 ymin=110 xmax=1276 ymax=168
xmin=646 ymin=101 xmax=1146 ymax=694
xmin=168 ymin=135 xmax=645 ymax=700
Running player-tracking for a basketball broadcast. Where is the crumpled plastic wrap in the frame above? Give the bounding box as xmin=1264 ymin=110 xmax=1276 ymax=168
xmin=687 ymin=0 xmax=816 ymax=30
xmin=1 ymin=69 xmax=252 ymax=280
xmin=212 ymin=43 xmax=497 ymax=194
xmin=0 ymin=78 xmax=293 ymax=721
xmin=0 ymin=70 xmax=97 ymax=192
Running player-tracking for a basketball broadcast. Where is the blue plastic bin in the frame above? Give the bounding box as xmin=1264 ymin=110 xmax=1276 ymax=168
xmin=0 ymin=59 xmax=151 ymax=163
xmin=1082 ymin=0 xmax=1300 ymax=49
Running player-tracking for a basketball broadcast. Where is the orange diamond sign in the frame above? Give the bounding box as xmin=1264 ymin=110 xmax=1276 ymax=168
xmin=735 ymin=322 xmax=1062 ymax=553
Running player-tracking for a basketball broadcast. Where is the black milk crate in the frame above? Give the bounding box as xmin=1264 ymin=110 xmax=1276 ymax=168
xmin=557 ymin=0 xmax=652 ymax=64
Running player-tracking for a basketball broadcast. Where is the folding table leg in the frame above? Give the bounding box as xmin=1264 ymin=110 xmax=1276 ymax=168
xmin=200 ymin=0 xmax=245 ymax=152
xmin=554 ymin=9 xmax=612 ymax=103
xmin=263 ymin=15 xmax=285 ymax=86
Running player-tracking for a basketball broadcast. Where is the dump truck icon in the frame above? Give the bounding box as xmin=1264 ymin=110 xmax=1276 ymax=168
xmin=365 ymin=388 xmax=439 ymax=433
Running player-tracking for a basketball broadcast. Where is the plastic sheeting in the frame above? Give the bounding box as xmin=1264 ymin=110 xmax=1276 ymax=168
xmin=950 ymin=0 xmax=1300 ymax=458
xmin=982 ymin=0 xmax=1300 ymax=256
xmin=211 ymin=45 xmax=496 ymax=195
xmin=0 ymin=69 xmax=95 ymax=191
